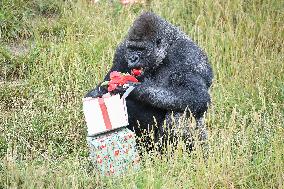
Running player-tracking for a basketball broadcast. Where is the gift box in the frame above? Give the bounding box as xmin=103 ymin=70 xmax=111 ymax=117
xmin=83 ymin=86 xmax=135 ymax=136
xmin=87 ymin=127 xmax=140 ymax=176
xmin=83 ymin=94 xmax=129 ymax=136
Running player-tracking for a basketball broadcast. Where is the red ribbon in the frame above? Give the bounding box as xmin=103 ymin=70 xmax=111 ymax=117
xmin=98 ymin=98 xmax=112 ymax=130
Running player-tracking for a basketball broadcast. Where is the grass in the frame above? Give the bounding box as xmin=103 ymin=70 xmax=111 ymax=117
xmin=0 ymin=0 xmax=283 ymax=188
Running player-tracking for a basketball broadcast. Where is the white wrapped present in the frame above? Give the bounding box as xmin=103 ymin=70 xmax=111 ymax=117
xmin=83 ymin=87 xmax=134 ymax=136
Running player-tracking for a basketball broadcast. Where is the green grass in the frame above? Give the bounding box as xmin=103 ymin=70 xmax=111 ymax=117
xmin=0 ymin=0 xmax=283 ymax=188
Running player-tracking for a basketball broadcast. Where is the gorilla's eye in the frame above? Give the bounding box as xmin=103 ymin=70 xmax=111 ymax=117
xmin=128 ymin=46 xmax=145 ymax=52
xmin=156 ymin=38 xmax=162 ymax=46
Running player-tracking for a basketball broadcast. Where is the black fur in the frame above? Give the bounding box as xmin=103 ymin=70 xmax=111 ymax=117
xmin=85 ymin=12 xmax=213 ymax=152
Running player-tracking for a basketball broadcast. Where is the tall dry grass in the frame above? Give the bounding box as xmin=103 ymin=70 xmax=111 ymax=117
xmin=0 ymin=0 xmax=283 ymax=188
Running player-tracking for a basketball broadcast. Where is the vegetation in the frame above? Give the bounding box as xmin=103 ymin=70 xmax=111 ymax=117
xmin=0 ymin=0 xmax=283 ymax=188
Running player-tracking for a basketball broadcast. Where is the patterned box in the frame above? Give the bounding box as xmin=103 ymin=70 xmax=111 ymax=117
xmin=87 ymin=127 xmax=140 ymax=176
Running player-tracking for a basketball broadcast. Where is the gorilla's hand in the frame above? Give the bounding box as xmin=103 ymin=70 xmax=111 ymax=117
xmin=111 ymin=82 xmax=141 ymax=95
xmin=84 ymin=84 xmax=108 ymax=98
xmin=85 ymin=82 xmax=141 ymax=98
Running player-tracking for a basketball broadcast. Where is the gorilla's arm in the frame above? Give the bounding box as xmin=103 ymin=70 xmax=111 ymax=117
xmin=167 ymin=39 xmax=214 ymax=88
xmin=85 ymin=43 xmax=129 ymax=98
xmin=130 ymin=38 xmax=213 ymax=117
xmin=131 ymin=73 xmax=211 ymax=118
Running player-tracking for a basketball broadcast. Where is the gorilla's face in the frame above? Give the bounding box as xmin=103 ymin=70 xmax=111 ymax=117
xmin=125 ymin=38 xmax=169 ymax=76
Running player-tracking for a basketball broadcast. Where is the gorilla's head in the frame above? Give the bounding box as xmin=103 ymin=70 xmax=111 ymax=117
xmin=125 ymin=12 xmax=177 ymax=76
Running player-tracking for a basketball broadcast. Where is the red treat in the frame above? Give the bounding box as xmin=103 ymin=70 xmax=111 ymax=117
xmin=123 ymin=75 xmax=138 ymax=83
xmin=107 ymin=71 xmax=139 ymax=92
xmin=108 ymin=83 xmax=118 ymax=92
xmin=110 ymin=71 xmax=121 ymax=79
xmin=131 ymin=69 xmax=142 ymax=76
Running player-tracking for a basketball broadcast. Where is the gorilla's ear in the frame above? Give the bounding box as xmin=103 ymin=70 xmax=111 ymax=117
xmin=128 ymin=12 xmax=159 ymax=41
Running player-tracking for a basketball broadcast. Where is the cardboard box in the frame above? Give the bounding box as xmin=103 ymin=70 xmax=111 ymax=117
xmin=87 ymin=127 xmax=140 ymax=176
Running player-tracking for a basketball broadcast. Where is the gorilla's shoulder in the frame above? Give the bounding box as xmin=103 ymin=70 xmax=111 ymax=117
xmin=167 ymin=38 xmax=213 ymax=88
xmin=167 ymin=38 xmax=207 ymax=62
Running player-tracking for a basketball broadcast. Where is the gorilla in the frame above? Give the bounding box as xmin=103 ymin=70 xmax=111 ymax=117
xmin=85 ymin=12 xmax=213 ymax=152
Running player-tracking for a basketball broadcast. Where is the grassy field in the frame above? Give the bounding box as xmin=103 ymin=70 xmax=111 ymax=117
xmin=0 ymin=0 xmax=283 ymax=188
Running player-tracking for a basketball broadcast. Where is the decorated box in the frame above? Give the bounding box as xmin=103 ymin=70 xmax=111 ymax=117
xmin=87 ymin=127 xmax=140 ymax=176
xmin=83 ymin=86 xmax=135 ymax=136
xmin=83 ymin=94 xmax=129 ymax=136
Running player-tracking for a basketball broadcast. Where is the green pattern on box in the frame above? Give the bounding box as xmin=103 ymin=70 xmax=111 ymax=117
xmin=87 ymin=127 xmax=140 ymax=176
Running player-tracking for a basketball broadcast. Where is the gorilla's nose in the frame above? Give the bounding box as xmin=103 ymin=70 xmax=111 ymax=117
xmin=128 ymin=54 xmax=140 ymax=67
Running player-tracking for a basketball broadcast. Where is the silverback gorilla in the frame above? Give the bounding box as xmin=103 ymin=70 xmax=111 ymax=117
xmin=85 ymin=12 xmax=213 ymax=152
